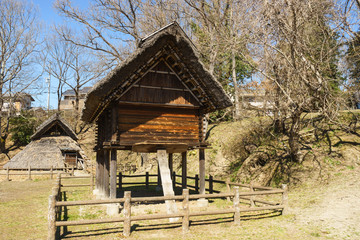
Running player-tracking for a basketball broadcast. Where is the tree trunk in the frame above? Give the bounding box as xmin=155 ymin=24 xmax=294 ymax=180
xmin=232 ymin=44 xmax=240 ymax=120
xmin=288 ymin=112 xmax=301 ymax=162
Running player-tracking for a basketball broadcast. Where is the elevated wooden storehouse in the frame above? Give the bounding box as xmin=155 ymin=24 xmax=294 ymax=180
xmin=82 ymin=22 xmax=232 ymax=201
xmin=4 ymin=114 xmax=87 ymax=170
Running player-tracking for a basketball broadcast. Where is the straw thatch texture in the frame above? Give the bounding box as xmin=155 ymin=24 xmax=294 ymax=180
xmin=3 ymin=136 xmax=83 ymax=169
xmin=81 ymin=22 xmax=232 ymax=123
xmin=31 ymin=113 xmax=77 ymax=140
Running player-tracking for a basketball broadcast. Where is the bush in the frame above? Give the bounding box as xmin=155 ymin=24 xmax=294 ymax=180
xmin=9 ymin=114 xmax=37 ymax=146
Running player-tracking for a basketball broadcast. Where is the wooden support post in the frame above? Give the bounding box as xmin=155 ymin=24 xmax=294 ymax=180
xmin=281 ymin=184 xmax=288 ymax=215
xmin=6 ymin=167 xmax=9 ymax=181
xmin=182 ymin=189 xmax=190 ymax=233
xmin=50 ymin=166 xmax=53 ymax=180
xmin=118 ymin=172 xmax=122 ymax=190
xmin=95 ymin=150 xmax=104 ymax=195
xmin=195 ymin=174 xmax=199 ymax=193
xmin=123 ymin=191 xmax=131 ymax=237
xmin=48 ymin=194 xmax=56 ymax=240
xmin=182 ymin=151 xmax=187 ymax=189
xmin=103 ymin=150 xmax=110 ymax=198
xmin=199 ymin=149 xmax=205 ymax=195
xmin=168 ymin=153 xmax=173 ymax=175
xmin=28 ymin=166 xmax=31 ymax=180
xmin=157 ymin=149 xmax=178 ymax=220
xmin=145 ymin=172 xmax=149 ymax=189
xmin=209 ymin=175 xmax=213 ymax=194
xmin=71 ymin=166 xmax=74 ymax=176
xmin=110 ymin=149 xmax=117 ymax=199
xmin=157 ymin=162 xmax=161 ymax=190
xmin=233 ymin=186 xmax=240 ymax=225
xmin=226 ymin=178 xmax=231 ymax=202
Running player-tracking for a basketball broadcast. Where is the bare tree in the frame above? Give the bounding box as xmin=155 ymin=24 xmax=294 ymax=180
xmin=54 ymin=0 xmax=145 ymax=67
xmin=41 ymin=33 xmax=74 ymax=111
xmin=0 ymin=0 xmax=40 ymax=153
xmin=244 ymin=0 xmax=344 ymax=161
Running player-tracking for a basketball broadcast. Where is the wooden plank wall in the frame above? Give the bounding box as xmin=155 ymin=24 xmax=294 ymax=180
xmin=117 ymin=105 xmax=201 ymax=146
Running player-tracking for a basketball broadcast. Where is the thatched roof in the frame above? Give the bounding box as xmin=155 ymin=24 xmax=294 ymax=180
xmin=82 ymin=22 xmax=232 ymax=123
xmin=3 ymin=136 xmax=82 ymax=169
xmin=31 ymin=113 xmax=78 ymax=141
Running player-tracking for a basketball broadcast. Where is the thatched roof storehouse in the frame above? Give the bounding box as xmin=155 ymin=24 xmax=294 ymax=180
xmin=82 ymin=22 xmax=232 ymax=200
xmin=82 ymin=22 xmax=232 ymax=151
xmin=4 ymin=114 xmax=86 ymax=169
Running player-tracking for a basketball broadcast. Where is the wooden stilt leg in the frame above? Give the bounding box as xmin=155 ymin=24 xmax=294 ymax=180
xmin=110 ymin=149 xmax=117 ymax=199
xmin=103 ymin=150 xmax=110 ymax=198
xmin=182 ymin=151 xmax=187 ymax=189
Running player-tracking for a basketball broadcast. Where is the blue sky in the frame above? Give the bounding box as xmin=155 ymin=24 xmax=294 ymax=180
xmin=32 ymin=0 xmax=89 ymax=109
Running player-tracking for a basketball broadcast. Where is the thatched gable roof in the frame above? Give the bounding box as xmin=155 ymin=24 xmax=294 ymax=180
xmin=81 ymin=22 xmax=232 ymax=123
xmin=3 ymin=136 xmax=82 ymax=169
xmin=31 ymin=113 xmax=78 ymax=141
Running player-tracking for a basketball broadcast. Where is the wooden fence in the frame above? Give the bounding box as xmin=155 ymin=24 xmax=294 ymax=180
xmin=118 ymin=171 xmax=277 ymax=195
xmin=0 ymin=166 xmax=77 ymax=181
xmin=48 ymin=174 xmax=288 ymax=239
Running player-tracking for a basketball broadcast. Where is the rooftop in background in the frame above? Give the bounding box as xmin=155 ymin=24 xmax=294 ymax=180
xmin=60 ymin=87 xmax=92 ymax=111
xmin=62 ymin=87 xmax=92 ymax=96
xmin=2 ymin=92 xmax=34 ymax=114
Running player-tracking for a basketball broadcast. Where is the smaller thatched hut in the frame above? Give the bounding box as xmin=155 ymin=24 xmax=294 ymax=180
xmin=4 ymin=114 xmax=87 ymax=170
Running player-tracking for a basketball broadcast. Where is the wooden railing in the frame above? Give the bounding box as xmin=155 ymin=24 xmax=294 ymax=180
xmin=118 ymin=171 xmax=280 ymax=195
xmin=48 ymin=174 xmax=288 ymax=239
xmin=0 ymin=166 xmax=76 ymax=181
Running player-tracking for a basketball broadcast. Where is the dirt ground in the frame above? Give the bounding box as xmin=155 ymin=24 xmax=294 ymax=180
xmin=290 ymin=167 xmax=360 ymax=239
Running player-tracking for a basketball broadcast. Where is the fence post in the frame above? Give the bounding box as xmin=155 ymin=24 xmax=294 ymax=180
xmin=145 ymin=172 xmax=149 ymax=189
xmin=195 ymin=174 xmax=199 ymax=193
xmin=250 ymin=183 xmax=255 ymax=207
xmin=226 ymin=178 xmax=231 ymax=202
xmin=48 ymin=194 xmax=56 ymax=240
xmin=233 ymin=186 xmax=240 ymax=225
xmin=57 ymin=173 xmax=61 ymax=189
xmin=209 ymin=175 xmax=213 ymax=194
xmin=50 ymin=166 xmax=53 ymax=180
xmin=123 ymin=191 xmax=131 ymax=237
xmin=71 ymin=166 xmax=74 ymax=176
xmin=6 ymin=167 xmax=9 ymax=181
xmin=172 ymin=171 xmax=176 ymax=189
xmin=281 ymin=184 xmax=288 ymax=215
xmin=28 ymin=166 xmax=32 ymax=180
xmin=118 ymin=172 xmax=122 ymax=190
xmin=182 ymin=189 xmax=189 ymax=233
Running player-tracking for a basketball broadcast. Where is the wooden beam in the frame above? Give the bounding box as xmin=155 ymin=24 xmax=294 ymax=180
xmin=182 ymin=151 xmax=187 ymax=189
xmin=199 ymin=149 xmax=206 ymax=195
xmin=110 ymin=149 xmax=117 ymax=199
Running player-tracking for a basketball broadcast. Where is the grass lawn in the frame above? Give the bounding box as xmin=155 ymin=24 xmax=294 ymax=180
xmin=1 ymin=168 xmax=359 ymax=239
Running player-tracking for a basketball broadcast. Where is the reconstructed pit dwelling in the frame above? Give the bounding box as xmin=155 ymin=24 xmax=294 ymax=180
xmin=81 ymin=22 xmax=232 ymax=213
xmin=4 ymin=114 xmax=87 ymax=170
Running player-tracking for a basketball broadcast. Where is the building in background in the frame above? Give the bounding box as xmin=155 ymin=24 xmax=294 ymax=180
xmin=59 ymin=87 xmax=92 ymax=111
xmin=2 ymin=92 xmax=34 ymax=114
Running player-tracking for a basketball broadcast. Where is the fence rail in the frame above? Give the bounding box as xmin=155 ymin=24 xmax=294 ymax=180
xmin=118 ymin=171 xmax=281 ymax=194
xmin=48 ymin=174 xmax=288 ymax=239
xmin=0 ymin=166 xmax=77 ymax=181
